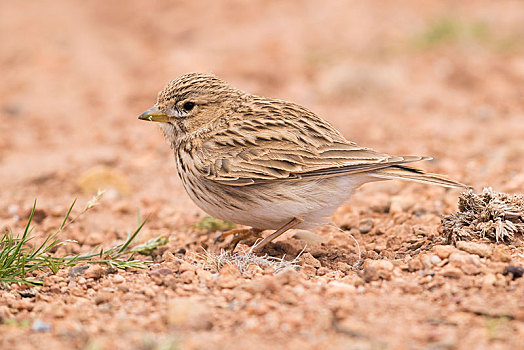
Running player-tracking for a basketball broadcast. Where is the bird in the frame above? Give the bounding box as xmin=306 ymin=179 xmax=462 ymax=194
xmin=139 ymin=73 xmax=467 ymax=250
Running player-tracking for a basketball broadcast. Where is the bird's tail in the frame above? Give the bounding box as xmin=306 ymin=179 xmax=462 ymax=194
xmin=370 ymin=165 xmax=468 ymax=189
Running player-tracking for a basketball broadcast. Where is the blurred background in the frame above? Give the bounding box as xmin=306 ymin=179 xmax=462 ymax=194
xmin=1 ymin=0 xmax=523 ymax=212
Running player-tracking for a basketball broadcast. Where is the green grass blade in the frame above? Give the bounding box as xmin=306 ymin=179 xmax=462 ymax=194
xmin=117 ymin=216 xmax=148 ymax=254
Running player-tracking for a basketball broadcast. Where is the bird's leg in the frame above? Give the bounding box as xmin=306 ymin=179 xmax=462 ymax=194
xmin=214 ymin=227 xmax=262 ymax=245
xmin=253 ymin=217 xmax=303 ymax=251
xmin=229 ymin=228 xmax=263 ymax=250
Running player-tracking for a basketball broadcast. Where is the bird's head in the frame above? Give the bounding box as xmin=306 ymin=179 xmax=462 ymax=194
xmin=139 ymin=73 xmax=242 ymax=141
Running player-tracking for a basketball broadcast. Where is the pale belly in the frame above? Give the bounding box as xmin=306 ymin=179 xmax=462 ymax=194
xmin=179 ymin=169 xmax=370 ymax=230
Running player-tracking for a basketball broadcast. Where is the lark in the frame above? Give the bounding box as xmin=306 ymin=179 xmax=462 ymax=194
xmin=139 ymin=73 xmax=466 ymax=250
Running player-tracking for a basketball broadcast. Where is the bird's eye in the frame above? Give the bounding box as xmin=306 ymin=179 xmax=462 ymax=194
xmin=182 ymin=102 xmax=195 ymax=111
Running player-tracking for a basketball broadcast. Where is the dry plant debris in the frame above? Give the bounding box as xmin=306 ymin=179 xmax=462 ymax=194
xmin=442 ymin=188 xmax=524 ymax=243
xmin=195 ymin=247 xmax=302 ymax=274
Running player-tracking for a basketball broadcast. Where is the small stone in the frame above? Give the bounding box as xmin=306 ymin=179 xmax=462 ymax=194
xmin=219 ymin=264 xmax=241 ymax=277
xmin=68 ymin=265 xmax=90 ymax=278
xmin=420 ymin=254 xmax=433 ymax=270
xmin=112 ymin=275 xmax=125 ymax=284
xmin=440 ymin=267 xmax=462 ymax=279
xmin=461 ymin=263 xmax=481 ymax=275
xmin=299 ymin=252 xmax=321 ymax=268
xmin=197 ymin=269 xmax=213 ymax=281
xmin=149 ymin=268 xmax=174 ymax=276
xmin=0 ymin=305 xmax=10 ymax=320
xmin=18 ymin=288 xmax=38 ymax=298
xmin=141 ymin=287 xmax=156 ymax=298
xmin=32 ymin=320 xmax=52 ymax=332
xmin=392 ymin=279 xmax=422 ymax=294
xmin=243 ymin=275 xmax=278 ymax=295
xmin=316 ymin=266 xmax=330 ymax=276
xmin=504 ymin=265 xmax=524 ymax=280
xmin=361 ymin=260 xmax=394 ymax=282
xmin=167 ymin=298 xmax=212 ymax=330
xmin=242 ymin=279 xmax=266 ymax=295
xmin=105 ymin=266 xmax=118 ymax=275
xmin=217 ymin=276 xmax=240 ymax=289
xmin=13 ymin=299 xmax=33 ymax=311
xmin=389 ymin=196 xmax=414 ymax=214
xmin=407 ymin=257 xmax=423 ymax=272
xmin=493 ymin=246 xmax=511 ymax=262
xmin=163 ymin=250 xmax=176 ymax=263
xmin=336 ymin=262 xmax=352 ymax=273
xmin=430 ymin=255 xmax=442 ymax=265
xmin=117 ymin=284 xmax=129 ymax=293
xmin=70 ymin=288 xmax=84 ymax=297
xmin=180 ymin=270 xmax=196 ymax=284
xmin=374 ymin=260 xmax=394 ymax=280
xmin=433 ymin=245 xmax=455 ymax=259
xmin=25 ymin=208 xmax=47 ymax=223
xmin=163 ymin=256 xmax=182 ymax=273
xmin=94 ymin=292 xmax=111 ymax=305
xmin=84 ymin=265 xmax=105 ymax=280
xmin=300 ymin=265 xmax=317 ymax=276
xmin=481 ymin=273 xmax=497 ymax=288
xmin=449 ymin=252 xmax=480 ymax=267
xmin=293 ymin=230 xmax=326 ymax=245
xmin=179 ymin=261 xmax=196 ymax=273
xmin=276 ymin=267 xmax=299 ymax=286
xmin=326 ymin=281 xmax=356 ymax=297
xmin=374 ymin=245 xmax=387 ymax=253
xmin=456 ymin=241 xmax=492 ymax=258
xmin=77 ymin=166 xmax=131 ymax=196
xmin=245 ymin=264 xmax=264 ymax=278
xmin=403 ymin=281 xmax=422 ymax=294
xmin=370 ymin=200 xmax=390 ymax=213
xmin=358 ymin=219 xmax=374 ymax=234
xmin=362 ymin=264 xmax=379 ymax=282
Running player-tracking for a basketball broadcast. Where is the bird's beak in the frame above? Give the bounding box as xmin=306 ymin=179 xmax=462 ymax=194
xmin=138 ymin=106 xmax=171 ymax=123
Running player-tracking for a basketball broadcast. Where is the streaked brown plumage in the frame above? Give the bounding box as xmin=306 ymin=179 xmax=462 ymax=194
xmin=139 ymin=73 xmax=467 ymax=250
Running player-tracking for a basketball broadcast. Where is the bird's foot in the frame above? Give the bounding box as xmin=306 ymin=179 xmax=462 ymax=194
xmin=214 ymin=227 xmax=263 ymax=249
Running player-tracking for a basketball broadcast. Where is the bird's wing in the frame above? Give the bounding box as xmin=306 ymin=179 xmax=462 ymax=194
xmin=191 ymin=111 xmax=429 ymax=186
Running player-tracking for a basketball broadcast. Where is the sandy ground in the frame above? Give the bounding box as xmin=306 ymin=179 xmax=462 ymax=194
xmin=1 ymin=1 xmax=523 ymax=349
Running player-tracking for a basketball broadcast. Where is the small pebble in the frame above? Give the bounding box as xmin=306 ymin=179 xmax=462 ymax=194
xmin=293 ymin=230 xmax=326 ymax=245
xmin=493 ymin=246 xmax=511 ymax=262
xmin=69 ymin=265 xmax=90 ymax=278
xmin=32 ymin=320 xmax=52 ymax=332
xmin=433 ymin=245 xmax=454 ymax=259
xmin=180 ymin=270 xmax=196 ymax=284
xmin=84 ymin=265 xmax=105 ymax=280
xmin=430 ymin=255 xmax=442 ymax=265
xmin=179 ymin=261 xmax=196 ymax=273
xmin=440 ymin=267 xmax=462 ymax=279
xmin=18 ymin=288 xmax=38 ymax=298
xmin=362 ymin=260 xmax=393 ymax=282
xmin=455 ymin=241 xmax=492 ymax=258
xmin=299 ymin=252 xmax=321 ymax=268
xmin=504 ymin=265 xmax=524 ymax=280
xmin=167 ymin=298 xmax=212 ymax=330
xmin=149 ymin=268 xmax=174 ymax=276
xmin=358 ymin=219 xmax=374 ymax=234
xmin=481 ymin=273 xmax=497 ymax=288
xmin=112 ymin=275 xmax=125 ymax=284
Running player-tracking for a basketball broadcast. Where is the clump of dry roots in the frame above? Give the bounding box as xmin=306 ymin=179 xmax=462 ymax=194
xmin=442 ymin=188 xmax=524 ymax=244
